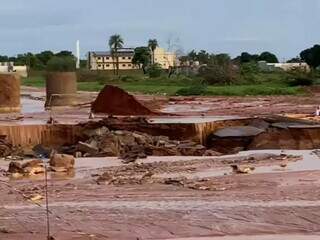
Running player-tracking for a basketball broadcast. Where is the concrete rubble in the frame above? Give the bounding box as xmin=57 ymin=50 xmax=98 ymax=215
xmin=65 ymin=126 xmax=211 ymax=162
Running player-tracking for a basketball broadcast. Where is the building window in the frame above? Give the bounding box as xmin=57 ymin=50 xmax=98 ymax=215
xmin=128 ymin=57 xmax=132 ymax=60
xmin=128 ymin=64 xmax=132 ymax=67
xmin=98 ymin=64 xmax=102 ymax=67
xmin=106 ymin=57 xmax=110 ymax=60
xmin=122 ymin=64 xmax=126 ymax=67
xmin=98 ymin=57 xmax=102 ymax=60
xmin=122 ymin=57 xmax=126 ymax=60
xmin=106 ymin=64 xmax=110 ymax=67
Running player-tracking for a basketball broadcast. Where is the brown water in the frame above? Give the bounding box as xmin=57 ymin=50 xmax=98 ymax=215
xmin=2 ymin=150 xmax=320 ymax=182
xmin=157 ymin=150 xmax=320 ymax=179
xmin=21 ymin=97 xmax=44 ymax=114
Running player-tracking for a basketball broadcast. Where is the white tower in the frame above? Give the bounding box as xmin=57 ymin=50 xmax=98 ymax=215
xmin=76 ymin=40 xmax=80 ymax=69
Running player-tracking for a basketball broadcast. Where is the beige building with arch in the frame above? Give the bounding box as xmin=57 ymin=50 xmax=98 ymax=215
xmin=153 ymin=47 xmax=177 ymax=69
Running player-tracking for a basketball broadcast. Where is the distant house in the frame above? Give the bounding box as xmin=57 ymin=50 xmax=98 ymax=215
xmin=88 ymin=48 xmax=137 ymax=71
xmin=258 ymin=61 xmax=310 ymax=72
xmin=0 ymin=62 xmax=28 ymax=77
xmin=88 ymin=47 xmax=177 ymax=71
xmin=153 ymin=47 xmax=177 ymax=69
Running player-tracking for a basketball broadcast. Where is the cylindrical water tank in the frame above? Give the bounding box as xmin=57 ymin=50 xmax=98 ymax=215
xmin=45 ymin=72 xmax=77 ymax=107
xmin=0 ymin=74 xmax=21 ymax=113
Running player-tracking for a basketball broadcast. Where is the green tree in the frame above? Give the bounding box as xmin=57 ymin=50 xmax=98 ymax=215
xmin=36 ymin=51 xmax=55 ymax=65
xmin=109 ymin=34 xmax=124 ymax=75
xmin=197 ymin=50 xmax=210 ymax=64
xmin=55 ymin=51 xmax=74 ymax=58
xmin=148 ymin=39 xmax=158 ymax=64
xmin=237 ymin=52 xmax=259 ymax=63
xmin=47 ymin=56 xmax=76 ymax=72
xmin=258 ymin=51 xmax=279 ymax=63
xmin=0 ymin=55 xmax=9 ymax=62
xmin=187 ymin=50 xmax=198 ymax=61
xmin=300 ymin=45 xmax=320 ymax=69
xmin=132 ymin=47 xmax=151 ymax=74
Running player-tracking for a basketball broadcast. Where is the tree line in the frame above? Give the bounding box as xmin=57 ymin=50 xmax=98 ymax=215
xmin=0 ymin=50 xmax=74 ymax=70
xmin=181 ymin=44 xmax=320 ymax=70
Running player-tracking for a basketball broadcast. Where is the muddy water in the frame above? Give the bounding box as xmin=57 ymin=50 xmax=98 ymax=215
xmin=168 ymin=235 xmax=320 ymax=240
xmin=21 ymin=97 xmax=44 ymax=114
xmin=158 ymin=150 xmax=320 ymax=179
xmin=1 ymin=150 xmax=320 ymax=181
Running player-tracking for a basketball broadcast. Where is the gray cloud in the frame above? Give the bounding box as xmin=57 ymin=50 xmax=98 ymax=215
xmin=0 ymin=0 xmax=319 ymax=60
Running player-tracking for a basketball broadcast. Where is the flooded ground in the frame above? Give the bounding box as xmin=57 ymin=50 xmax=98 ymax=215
xmin=2 ymin=88 xmax=320 ymax=239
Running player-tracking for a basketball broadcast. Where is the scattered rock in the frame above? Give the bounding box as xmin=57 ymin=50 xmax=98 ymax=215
xmin=77 ymin=141 xmax=99 ymax=156
xmin=231 ymin=164 xmax=255 ymax=174
xmin=50 ymin=154 xmax=75 ymax=172
xmin=8 ymin=160 xmax=44 ymax=175
xmin=30 ymin=194 xmax=44 ymax=202
xmin=203 ymin=150 xmax=223 ymax=156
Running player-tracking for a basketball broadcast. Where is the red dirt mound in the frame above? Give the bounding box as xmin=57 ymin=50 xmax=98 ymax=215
xmin=91 ymin=85 xmax=159 ymax=115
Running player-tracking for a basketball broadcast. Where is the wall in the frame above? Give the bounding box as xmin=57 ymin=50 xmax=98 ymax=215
xmin=154 ymin=47 xmax=177 ymax=69
xmin=0 ymin=65 xmax=28 ymax=77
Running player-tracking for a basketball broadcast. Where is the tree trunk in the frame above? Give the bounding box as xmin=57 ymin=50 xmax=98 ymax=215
xmin=116 ymin=55 xmax=119 ymax=75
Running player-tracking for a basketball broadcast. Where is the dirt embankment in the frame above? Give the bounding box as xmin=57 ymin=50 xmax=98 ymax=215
xmin=91 ymin=85 xmax=160 ymax=115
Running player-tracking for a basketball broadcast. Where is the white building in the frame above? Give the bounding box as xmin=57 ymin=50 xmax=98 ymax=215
xmin=258 ymin=61 xmax=310 ymax=72
xmin=0 ymin=62 xmax=28 ymax=77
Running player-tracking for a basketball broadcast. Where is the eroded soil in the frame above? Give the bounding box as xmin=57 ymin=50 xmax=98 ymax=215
xmin=1 ymin=151 xmax=320 ymax=239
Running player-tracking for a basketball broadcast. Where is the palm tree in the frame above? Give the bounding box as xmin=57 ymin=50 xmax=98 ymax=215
xmin=109 ymin=34 xmax=124 ymax=75
xmin=148 ymin=39 xmax=158 ymax=65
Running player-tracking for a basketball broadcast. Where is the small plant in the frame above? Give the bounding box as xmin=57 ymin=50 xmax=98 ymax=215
xmin=176 ymin=84 xmax=208 ymax=96
xmin=148 ymin=64 xmax=162 ymax=78
xmin=47 ymin=56 xmax=76 ymax=72
xmin=286 ymin=68 xmax=314 ymax=86
xmin=287 ymin=77 xmax=314 ymax=86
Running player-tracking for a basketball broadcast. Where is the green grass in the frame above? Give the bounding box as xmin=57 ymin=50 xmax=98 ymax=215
xmin=22 ymin=76 xmax=45 ymax=88
xmin=22 ymin=72 xmax=306 ymax=96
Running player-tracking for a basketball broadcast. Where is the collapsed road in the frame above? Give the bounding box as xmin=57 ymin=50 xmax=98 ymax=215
xmin=1 ymin=86 xmax=320 ymax=239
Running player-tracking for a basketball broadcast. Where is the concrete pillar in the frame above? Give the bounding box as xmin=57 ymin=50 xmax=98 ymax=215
xmin=45 ymin=72 xmax=77 ymax=107
xmin=0 ymin=74 xmax=21 ymax=113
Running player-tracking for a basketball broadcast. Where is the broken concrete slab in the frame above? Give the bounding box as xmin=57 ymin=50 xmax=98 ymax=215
xmin=213 ymin=126 xmax=265 ymax=138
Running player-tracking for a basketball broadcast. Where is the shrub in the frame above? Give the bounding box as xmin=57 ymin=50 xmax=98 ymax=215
xmin=77 ymin=70 xmax=111 ymax=83
xmin=287 ymin=77 xmax=314 ymax=86
xmin=148 ymin=64 xmax=162 ymax=78
xmin=239 ymin=62 xmax=259 ymax=83
xmin=47 ymin=56 xmax=76 ymax=72
xmin=198 ymin=64 xmax=239 ymax=85
xmin=120 ymin=75 xmax=139 ymax=82
xmin=286 ymin=69 xmax=315 ymax=86
xmin=176 ymin=84 xmax=208 ymax=96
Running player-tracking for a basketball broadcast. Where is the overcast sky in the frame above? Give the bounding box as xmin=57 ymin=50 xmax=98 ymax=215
xmin=1 ymin=0 xmax=319 ymax=60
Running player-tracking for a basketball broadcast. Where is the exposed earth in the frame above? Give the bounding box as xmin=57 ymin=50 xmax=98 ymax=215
xmin=1 ymin=86 xmax=320 ymax=239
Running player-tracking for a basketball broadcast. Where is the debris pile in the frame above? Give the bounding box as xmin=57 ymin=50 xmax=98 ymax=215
xmin=69 ymin=126 xmax=209 ymax=161
xmin=0 ymin=136 xmax=12 ymax=158
xmin=8 ymin=160 xmax=44 ymax=177
xmin=91 ymin=85 xmax=159 ymax=115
